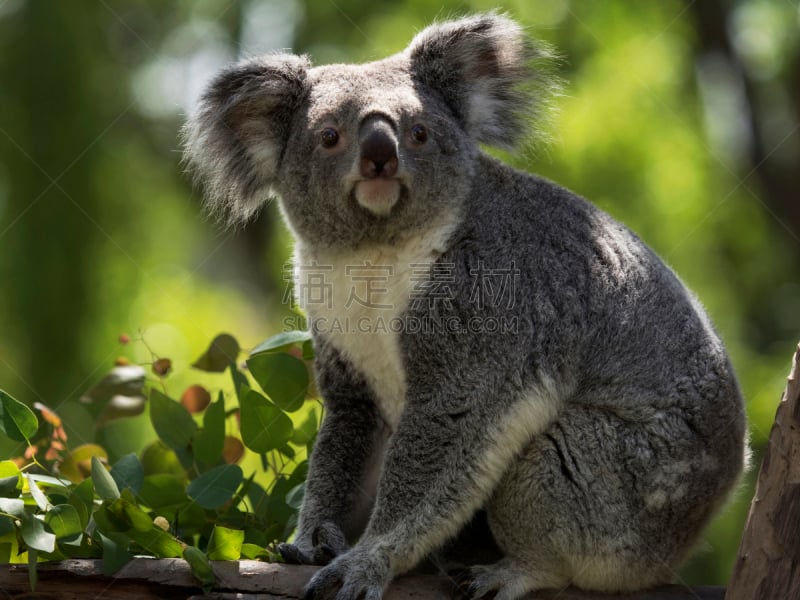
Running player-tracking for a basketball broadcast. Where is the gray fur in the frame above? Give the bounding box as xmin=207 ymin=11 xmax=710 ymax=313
xmin=183 ymin=12 xmax=747 ymax=600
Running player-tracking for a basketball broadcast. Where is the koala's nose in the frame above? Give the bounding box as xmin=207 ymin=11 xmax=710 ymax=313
xmin=359 ymin=121 xmax=398 ymax=179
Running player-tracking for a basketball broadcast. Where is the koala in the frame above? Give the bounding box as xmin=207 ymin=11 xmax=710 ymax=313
xmin=183 ymin=13 xmax=747 ymax=600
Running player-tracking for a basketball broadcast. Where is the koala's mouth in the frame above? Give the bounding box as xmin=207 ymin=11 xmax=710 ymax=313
xmin=353 ymin=179 xmax=402 ymax=217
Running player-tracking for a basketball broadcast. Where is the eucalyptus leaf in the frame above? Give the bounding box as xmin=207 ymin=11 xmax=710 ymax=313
xmin=250 ymin=330 xmax=312 ymax=355
xmin=184 ymin=545 xmax=215 ymax=590
xmin=27 ymin=476 xmax=51 ymax=511
xmin=91 ymin=456 xmax=120 ymax=500
xmin=0 ymin=475 xmax=21 ymax=498
xmin=192 ymin=334 xmax=240 ymax=372
xmin=285 ymin=483 xmax=305 ymax=510
xmin=20 ymin=512 xmax=56 ymax=553
xmin=206 ymin=525 xmax=244 ymax=560
xmin=58 ymin=444 xmax=108 ymax=484
xmin=0 ymin=389 xmax=38 ymax=442
xmin=193 ymin=396 xmax=225 ymax=465
xmin=0 ymin=497 xmax=24 ymax=516
xmin=138 ymin=474 xmax=188 ymax=509
xmin=45 ymin=504 xmax=82 ymax=539
xmin=149 ymin=388 xmax=197 ymax=451
xmin=126 ymin=524 xmax=184 ymax=558
xmin=239 ymin=387 xmax=293 ymax=453
xmin=111 ymin=453 xmax=144 ymax=494
xmin=186 ymin=464 xmax=243 ymax=510
xmin=291 ymin=410 xmax=318 ymax=446
xmin=247 ymin=352 xmax=308 ymax=413
xmin=240 ymin=542 xmax=270 ymax=560
xmin=98 ymin=530 xmax=132 ymax=576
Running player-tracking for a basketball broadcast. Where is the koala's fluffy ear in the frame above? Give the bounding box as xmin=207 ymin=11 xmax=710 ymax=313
xmin=181 ymin=54 xmax=309 ymax=225
xmin=406 ymin=13 xmax=553 ymax=149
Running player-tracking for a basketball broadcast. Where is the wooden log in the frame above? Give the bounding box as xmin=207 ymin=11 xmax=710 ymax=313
xmin=725 ymin=342 xmax=800 ymax=600
xmin=0 ymin=558 xmax=724 ymax=599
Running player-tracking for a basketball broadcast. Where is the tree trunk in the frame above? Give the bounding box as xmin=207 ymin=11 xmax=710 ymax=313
xmin=726 ymin=343 xmax=800 ymax=599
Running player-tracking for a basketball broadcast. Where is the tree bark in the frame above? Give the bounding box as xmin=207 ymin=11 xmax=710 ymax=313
xmin=726 ymin=342 xmax=800 ymax=600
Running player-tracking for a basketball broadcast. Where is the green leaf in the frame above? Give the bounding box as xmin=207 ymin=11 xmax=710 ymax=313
xmin=97 ymin=530 xmax=132 ymax=575
xmin=285 ymin=483 xmax=304 ymax=510
xmin=247 ymin=353 xmax=308 ymax=412
xmin=93 ymin=500 xmax=129 ymax=533
xmin=26 ymin=473 xmax=69 ymax=487
xmin=239 ymin=387 xmax=293 ymax=453
xmin=28 ymin=547 xmax=37 ymax=591
xmin=138 ymin=474 xmax=188 ymax=509
xmin=250 ymin=330 xmax=312 ymax=355
xmin=111 ymin=453 xmax=144 ymax=494
xmin=187 ymin=464 xmax=243 ymax=510
xmin=20 ymin=512 xmax=56 ymax=553
xmin=27 ymin=476 xmax=51 ymax=511
xmin=192 ymin=334 xmax=240 ymax=373
xmin=230 ymin=368 xmax=248 ymax=404
xmin=126 ymin=524 xmax=183 ymax=558
xmin=240 ymin=542 xmax=270 ymax=560
xmin=0 ymin=475 xmax=21 ymax=498
xmin=45 ymin=504 xmax=82 ymax=539
xmin=140 ymin=441 xmax=185 ymax=477
xmin=291 ymin=409 xmax=318 ymax=446
xmin=206 ymin=525 xmax=244 ymax=560
xmin=91 ymin=456 xmax=120 ymax=500
xmin=183 ymin=545 xmax=215 ymax=590
xmin=122 ymin=501 xmax=156 ymax=532
xmin=0 ymin=460 xmax=21 ymax=478
xmin=0 ymin=462 xmax=21 ymax=498
xmin=193 ymin=396 xmax=225 ymax=465
xmin=58 ymin=444 xmax=108 ymax=484
xmin=0 ymin=498 xmax=24 ymax=516
xmin=150 ymin=389 xmax=197 ymax=451
xmin=0 ymin=389 xmax=38 ymax=442
xmin=277 ymin=443 xmax=296 ymax=460
xmin=302 ymin=339 xmax=315 ymax=360
xmin=70 ymin=478 xmax=93 ymax=520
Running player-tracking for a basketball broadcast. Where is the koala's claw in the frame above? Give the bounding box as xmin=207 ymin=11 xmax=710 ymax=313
xmin=278 ymin=542 xmax=312 ymax=565
xmin=453 ymin=568 xmax=484 ymax=600
xmin=304 ymin=545 xmax=390 ymax=600
xmin=279 ymin=523 xmax=349 ymax=566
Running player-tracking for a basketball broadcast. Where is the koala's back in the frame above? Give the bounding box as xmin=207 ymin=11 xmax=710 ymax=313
xmin=447 ymin=152 xmax=743 ymax=427
xmin=413 ymin=150 xmax=744 ymax=463
xmin=417 ymin=154 xmax=746 ymax=588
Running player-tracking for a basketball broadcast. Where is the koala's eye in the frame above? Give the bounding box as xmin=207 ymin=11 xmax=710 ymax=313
xmin=320 ymin=127 xmax=340 ymax=149
xmin=410 ymin=124 xmax=428 ymax=144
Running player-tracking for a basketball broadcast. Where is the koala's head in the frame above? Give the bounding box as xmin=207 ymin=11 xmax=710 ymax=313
xmin=182 ymin=13 xmax=551 ymax=248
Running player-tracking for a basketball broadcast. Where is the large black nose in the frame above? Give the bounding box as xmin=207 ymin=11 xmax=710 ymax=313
xmin=359 ymin=119 xmax=398 ymax=179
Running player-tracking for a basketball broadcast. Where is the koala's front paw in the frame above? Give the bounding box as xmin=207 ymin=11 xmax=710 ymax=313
xmin=304 ymin=543 xmax=391 ymax=600
xmin=279 ymin=522 xmax=349 ymax=566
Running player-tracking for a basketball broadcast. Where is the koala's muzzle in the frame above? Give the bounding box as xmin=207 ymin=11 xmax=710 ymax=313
xmin=354 ymin=117 xmax=401 ymax=217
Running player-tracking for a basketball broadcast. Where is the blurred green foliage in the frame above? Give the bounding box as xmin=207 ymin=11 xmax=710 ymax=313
xmin=0 ymin=0 xmax=798 ymax=587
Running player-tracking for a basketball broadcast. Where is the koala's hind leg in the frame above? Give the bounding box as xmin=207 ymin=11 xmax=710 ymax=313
xmin=458 ymin=556 xmax=569 ymax=600
xmin=477 ymin=403 xmax=733 ymax=598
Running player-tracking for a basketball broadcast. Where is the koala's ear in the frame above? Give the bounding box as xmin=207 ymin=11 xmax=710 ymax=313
xmin=406 ymin=13 xmax=553 ymax=149
xmin=181 ymin=54 xmax=309 ymax=225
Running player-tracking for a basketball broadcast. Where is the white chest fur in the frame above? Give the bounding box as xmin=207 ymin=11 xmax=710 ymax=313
xmin=294 ymin=218 xmax=459 ymax=429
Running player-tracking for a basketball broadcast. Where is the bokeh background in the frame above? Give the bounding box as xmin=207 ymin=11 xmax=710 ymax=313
xmin=1 ymin=0 xmax=798 ymax=587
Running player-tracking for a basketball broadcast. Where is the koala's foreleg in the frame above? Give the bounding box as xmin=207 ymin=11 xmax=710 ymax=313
xmin=280 ymin=344 xmax=389 ymax=566
xmin=305 ymin=375 xmax=562 ymax=599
